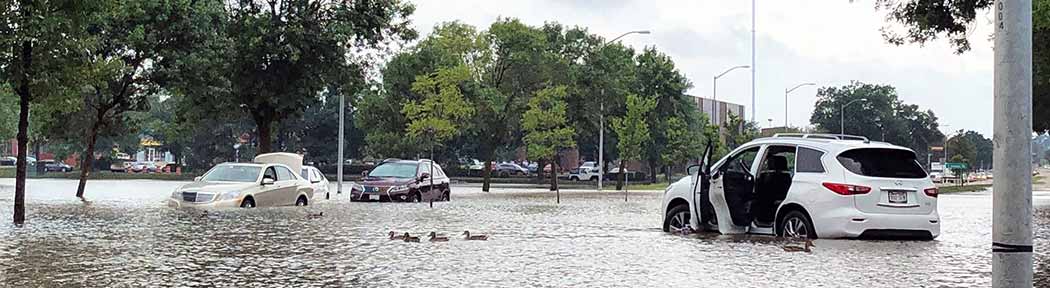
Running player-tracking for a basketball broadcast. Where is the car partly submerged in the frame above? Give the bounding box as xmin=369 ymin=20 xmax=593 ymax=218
xmin=169 ymin=152 xmax=315 ymax=208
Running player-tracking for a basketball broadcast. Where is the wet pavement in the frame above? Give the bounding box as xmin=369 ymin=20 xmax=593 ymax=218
xmin=0 ymin=178 xmax=1048 ymax=287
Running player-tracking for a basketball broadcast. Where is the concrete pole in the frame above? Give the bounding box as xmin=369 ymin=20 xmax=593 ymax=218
xmin=750 ymin=0 xmax=756 ymax=122
xmin=992 ymin=0 xmax=1033 ymax=286
xmin=336 ymin=91 xmax=345 ymax=198
xmin=598 ymin=97 xmax=604 ymax=192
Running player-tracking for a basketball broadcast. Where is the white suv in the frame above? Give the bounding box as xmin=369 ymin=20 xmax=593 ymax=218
xmin=662 ymin=134 xmax=939 ymax=240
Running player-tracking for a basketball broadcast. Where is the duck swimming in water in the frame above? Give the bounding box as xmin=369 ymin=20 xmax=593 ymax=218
xmin=462 ymin=231 xmax=488 ymax=240
xmin=428 ymin=232 xmax=449 ymax=242
xmin=403 ymin=232 xmax=420 ymax=243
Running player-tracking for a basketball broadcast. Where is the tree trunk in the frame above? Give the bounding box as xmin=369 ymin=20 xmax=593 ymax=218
xmin=482 ymin=159 xmax=492 ymax=192
xmin=13 ymin=36 xmax=32 ymax=225
xmin=648 ymin=160 xmax=658 ymax=184
xmin=535 ymin=159 xmax=546 ymax=184
xmin=550 ymin=157 xmax=558 ymax=191
xmin=256 ymin=120 xmax=272 ymax=153
xmin=665 ymin=165 xmax=672 ymax=183
xmin=75 ymin=121 xmax=102 ymax=199
xmin=615 ymin=161 xmax=626 ymax=191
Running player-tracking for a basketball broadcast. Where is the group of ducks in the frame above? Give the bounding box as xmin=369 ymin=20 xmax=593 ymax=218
xmin=389 ymin=231 xmax=489 ymax=242
xmin=672 ymin=226 xmax=815 ymax=253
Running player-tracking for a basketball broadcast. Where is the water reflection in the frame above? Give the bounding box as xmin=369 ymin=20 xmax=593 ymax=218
xmin=0 ymin=179 xmax=1046 ymax=287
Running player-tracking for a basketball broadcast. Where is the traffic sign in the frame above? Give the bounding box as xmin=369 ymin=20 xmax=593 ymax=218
xmin=945 ymin=162 xmax=968 ymax=169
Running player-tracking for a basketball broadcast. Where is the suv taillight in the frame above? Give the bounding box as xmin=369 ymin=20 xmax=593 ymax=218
xmin=822 ymin=182 xmax=872 ymax=195
xmin=924 ymin=187 xmax=938 ymax=198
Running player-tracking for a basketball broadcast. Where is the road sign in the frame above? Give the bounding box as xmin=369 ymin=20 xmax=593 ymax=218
xmin=945 ymin=162 xmax=968 ymax=169
xmin=930 ymin=146 xmax=944 ymax=152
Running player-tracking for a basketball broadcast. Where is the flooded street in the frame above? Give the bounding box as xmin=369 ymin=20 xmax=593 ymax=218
xmin=0 ymin=179 xmax=1048 ymax=287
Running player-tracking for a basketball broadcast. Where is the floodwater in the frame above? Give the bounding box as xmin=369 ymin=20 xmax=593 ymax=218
xmin=0 ymin=179 xmax=1048 ymax=287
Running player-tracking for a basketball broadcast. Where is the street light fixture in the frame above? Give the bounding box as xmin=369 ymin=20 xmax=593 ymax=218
xmin=784 ymin=82 xmax=816 ymax=129
xmin=712 ymin=65 xmax=750 ymax=103
xmin=596 ymin=29 xmax=650 ymax=192
xmin=840 ymin=98 xmax=867 ymax=135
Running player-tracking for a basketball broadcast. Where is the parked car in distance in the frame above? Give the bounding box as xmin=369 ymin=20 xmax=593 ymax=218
xmin=527 ymin=162 xmax=552 ymax=175
xmin=662 ymin=133 xmax=939 ymax=240
xmin=350 ymin=159 xmax=450 ymax=202
xmin=301 ymin=166 xmax=330 ymax=196
xmin=0 ymin=156 xmax=16 ymax=166
xmin=604 ymin=167 xmax=646 ymax=181
xmin=568 ymin=167 xmax=601 ymax=181
xmin=169 ymin=153 xmax=314 ymax=208
xmin=40 ymin=160 xmax=73 ymax=172
xmin=495 ymin=163 xmax=529 ymax=177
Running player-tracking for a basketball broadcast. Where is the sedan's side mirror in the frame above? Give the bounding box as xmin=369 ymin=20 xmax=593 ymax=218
xmin=361 ymin=170 xmax=369 ymax=177
xmin=418 ymin=172 xmax=431 ymax=182
xmin=194 ymin=176 xmax=202 ymax=182
xmin=261 ymin=177 xmax=275 ymax=185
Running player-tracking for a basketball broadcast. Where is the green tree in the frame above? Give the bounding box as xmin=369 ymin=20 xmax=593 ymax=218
xmin=61 ymin=0 xmax=223 ymax=198
xmin=659 ymin=116 xmax=705 ymax=182
xmin=635 ymin=47 xmax=693 ymax=183
xmin=1 ymin=0 xmax=100 ymax=224
xmin=403 ymin=65 xmax=476 ymax=152
xmin=809 ymin=81 xmax=943 ymax=155
xmin=873 ymin=0 xmax=1050 ymax=131
xmin=611 ymin=94 xmax=655 ymax=193
xmin=724 ymin=112 xmax=759 ymax=150
xmin=0 ymin=85 xmax=15 ymax=140
xmin=199 ymin=0 xmax=415 ymax=154
xmin=523 ymin=85 xmax=575 ymax=194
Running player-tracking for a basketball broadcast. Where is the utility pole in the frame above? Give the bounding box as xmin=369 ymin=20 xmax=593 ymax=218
xmin=750 ymin=0 xmax=757 ymax=122
xmin=992 ymin=0 xmax=1033 ymax=286
xmin=336 ymin=91 xmax=345 ymax=199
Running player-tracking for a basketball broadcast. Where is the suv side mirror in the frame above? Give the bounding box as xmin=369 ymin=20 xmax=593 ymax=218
xmin=418 ymin=172 xmax=431 ymax=182
xmin=361 ymin=170 xmax=369 ymax=177
xmin=261 ymin=177 xmax=275 ymax=185
xmin=687 ymin=164 xmax=701 ymax=176
xmin=194 ymin=176 xmax=202 ymax=182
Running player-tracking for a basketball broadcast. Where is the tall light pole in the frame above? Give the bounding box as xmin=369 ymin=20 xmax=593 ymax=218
xmin=713 ymin=65 xmax=750 ymax=103
xmin=992 ymin=0 xmax=1033 ymax=281
xmin=336 ymin=91 xmax=346 ymax=199
xmin=751 ymin=0 xmax=757 ymax=122
xmin=784 ymin=83 xmax=815 ymax=128
xmin=839 ymin=98 xmax=866 ymax=135
xmin=596 ymin=30 xmax=649 ymax=192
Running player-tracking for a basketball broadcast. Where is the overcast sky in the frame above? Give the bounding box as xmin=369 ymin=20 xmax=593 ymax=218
xmin=407 ymin=0 xmax=996 ymax=136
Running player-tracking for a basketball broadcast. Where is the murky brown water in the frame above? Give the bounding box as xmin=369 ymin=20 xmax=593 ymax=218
xmin=0 ymin=179 xmax=1048 ymax=287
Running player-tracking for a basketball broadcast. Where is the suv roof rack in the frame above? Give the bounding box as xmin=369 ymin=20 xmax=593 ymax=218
xmin=772 ymin=133 xmax=870 ymax=143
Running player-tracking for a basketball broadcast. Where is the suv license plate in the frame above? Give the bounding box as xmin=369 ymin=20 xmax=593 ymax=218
xmin=370 ymin=194 xmax=380 ymax=201
xmin=888 ymin=191 xmax=907 ymax=203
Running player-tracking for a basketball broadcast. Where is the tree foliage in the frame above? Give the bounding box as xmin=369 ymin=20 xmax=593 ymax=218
xmin=523 ymin=85 xmax=575 ymax=161
xmin=403 ymin=64 xmax=475 ymax=143
xmin=810 ymin=81 xmax=943 ymax=157
xmin=611 ymin=94 xmax=655 ymax=166
xmin=873 ymin=0 xmax=1050 ymax=131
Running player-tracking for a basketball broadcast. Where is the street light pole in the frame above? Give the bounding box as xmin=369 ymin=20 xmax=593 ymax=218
xmin=992 ymin=0 xmax=1033 ymax=284
xmin=596 ymin=30 xmax=649 ymax=192
xmin=839 ymin=98 xmax=866 ymax=135
xmin=336 ymin=91 xmax=345 ymax=199
xmin=784 ymin=83 xmax=815 ymax=128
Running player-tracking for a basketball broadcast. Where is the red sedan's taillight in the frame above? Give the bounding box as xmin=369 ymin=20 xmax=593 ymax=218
xmin=924 ymin=187 xmax=938 ymax=198
xmin=822 ymin=182 xmax=872 ymax=195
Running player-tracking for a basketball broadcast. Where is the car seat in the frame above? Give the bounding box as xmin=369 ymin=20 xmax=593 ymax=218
xmin=753 ymin=155 xmax=792 ymax=224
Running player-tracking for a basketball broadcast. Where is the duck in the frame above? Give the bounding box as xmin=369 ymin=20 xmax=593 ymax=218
xmin=403 ymin=232 xmax=421 ymax=243
xmin=389 ymin=231 xmax=406 ymax=240
xmin=306 ymin=212 xmax=324 ymax=219
xmin=428 ymin=232 xmax=449 ymax=242
xmin=462 ymin=230 xmax=488 ymax=240
xmin=782 ymin=239 xmax=815 ymax=253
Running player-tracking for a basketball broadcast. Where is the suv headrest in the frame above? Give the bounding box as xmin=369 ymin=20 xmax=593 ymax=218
xmin=769 ymin=155 xmax=788 ymax=171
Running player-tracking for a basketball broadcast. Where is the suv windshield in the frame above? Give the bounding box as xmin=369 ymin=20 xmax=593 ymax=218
xmin=201 ymin=164 xmax=262 ymax=182
xmin=368 ymin=162 xmax=417 ymax=178
xmin=837 ymin=148 xmax=927 ymax=178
